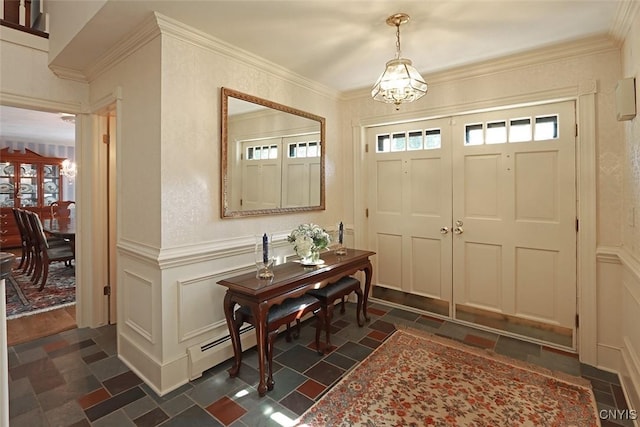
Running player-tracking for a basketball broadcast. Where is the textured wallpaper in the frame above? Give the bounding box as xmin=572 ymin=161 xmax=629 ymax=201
xmin=622 ymin=11 xmax=640 ymax=260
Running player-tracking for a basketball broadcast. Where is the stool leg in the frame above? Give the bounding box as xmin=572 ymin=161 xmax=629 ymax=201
xmin=266 ymin=332 xmax=276 ymax=390
xmin=294 ymin=319 xmax=301 ymax=339
xmin=354 ymin=287 xmax=364 ymax=327
xmin=340 ymin=296 xmax=346 ymax=314
xmin=324 ymin=303 xmax=335 ymax=351
xmin=285 ymin=323 xmax=293 ymax=342
xmin=314 ymin=308 xmax=325 ymax=355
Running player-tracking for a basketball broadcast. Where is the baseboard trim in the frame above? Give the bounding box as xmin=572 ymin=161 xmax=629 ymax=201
xmin=621 ymin=337 xmax=640 ymax=426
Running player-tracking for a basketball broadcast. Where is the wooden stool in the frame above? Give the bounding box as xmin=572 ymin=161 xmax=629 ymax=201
xmin=306 ymin=276 xmax=363 ymax=353
xmin=234 ymin=294 xmax=323 ymax=391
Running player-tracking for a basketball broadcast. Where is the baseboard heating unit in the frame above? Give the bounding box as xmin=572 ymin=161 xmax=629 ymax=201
xmin=188 ymin=325 xmax=256 ymax=380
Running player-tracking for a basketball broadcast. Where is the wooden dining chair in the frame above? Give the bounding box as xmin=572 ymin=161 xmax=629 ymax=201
xmin=25 ymin=210 xmax=75 ymax=290
xmin=12 ymin=208 xmax=32 ymax=272
xmin=15 ymin=209 xmax=39 ymax=278
xmin=50 ymin=200 xmax=75 ymax=219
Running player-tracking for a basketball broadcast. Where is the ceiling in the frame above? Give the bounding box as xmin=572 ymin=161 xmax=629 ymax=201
xmin=0 ymin=106 xmax=75 ymax=147
xmin=2 ymin=1 xmax=628 ymax=146
xmin=56 ymin=0 xmax=626 ymax=93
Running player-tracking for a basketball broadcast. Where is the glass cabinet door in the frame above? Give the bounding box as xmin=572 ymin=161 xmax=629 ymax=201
xmin=43 ymin=163 xmax=60 ymax=206
xmin=0 ymin=162 xmax=16 ymax=208
xmin=18 ymin=162 xmax=38 ymax=208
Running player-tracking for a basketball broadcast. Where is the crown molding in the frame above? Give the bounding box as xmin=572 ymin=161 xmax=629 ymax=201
xmin=342 ymin=34 xmax=618 ymax=102
xmin=48 ymin=64 xmax=89 ymax=83
xmin=84 ymin=12 xmax=162 ymax=83
xmin=152 ymin=13 xmax=339 ymax=101
xmin=609 ymin=0 xmax=640 ymax=42
xmin=48 ymin=12 xmax=161 ymax=83
xmin=62 ymin=11 xmax=339 ymax=99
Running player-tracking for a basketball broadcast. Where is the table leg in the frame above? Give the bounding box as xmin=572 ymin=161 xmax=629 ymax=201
xmin=362 ymin=261 xmax=373 ymax=322
xmin=223 ymin=292 xmax=242 ymax=377
xmin=252 ymin=302 xmax=269 ymax=396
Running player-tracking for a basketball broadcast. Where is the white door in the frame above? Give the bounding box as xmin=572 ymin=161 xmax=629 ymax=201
xmin=452 ymin=101 xmax=577 ymax=334
xmin=367 ymin=101 xmax=577 ymax=343
xmin=367 ymin=118 xmax=453 ymax=315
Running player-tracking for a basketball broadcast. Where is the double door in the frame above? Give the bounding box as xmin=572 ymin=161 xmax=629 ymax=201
xmin=367 ymin=101 xmax=577 ymax=346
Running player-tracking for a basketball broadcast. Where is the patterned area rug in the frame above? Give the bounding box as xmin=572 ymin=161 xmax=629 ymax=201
xmin=297 ymin=327 xmax=600 ymax=427
xmin=5 ymin=262 xmax=75 ymax=319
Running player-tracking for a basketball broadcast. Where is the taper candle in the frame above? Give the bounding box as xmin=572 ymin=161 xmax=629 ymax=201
xmin=262 ymin=233 xmax=268 ymax=264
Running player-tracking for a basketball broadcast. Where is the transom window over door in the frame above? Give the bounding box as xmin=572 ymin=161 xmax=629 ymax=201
xmin=376 ymin=128 xmax=442 ymax=152
xmin=465 ymin=115 xmax=559 ymax=145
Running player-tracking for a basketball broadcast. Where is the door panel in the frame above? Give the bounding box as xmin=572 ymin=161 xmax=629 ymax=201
xmin=376 ymin=233 xmax=403 ymax=290
xmin=367 ymin=118 xmax=452 ymax=307
xmin=452 ymin=101 xmax=577 ymax=333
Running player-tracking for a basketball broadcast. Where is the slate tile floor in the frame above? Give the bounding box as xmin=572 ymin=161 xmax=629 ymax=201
xmin=8 ymin=302 xmax=635 ymax=426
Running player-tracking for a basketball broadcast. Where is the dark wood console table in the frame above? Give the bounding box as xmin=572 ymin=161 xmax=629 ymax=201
xmin=218 ymin=248 xmax=375 ymax=396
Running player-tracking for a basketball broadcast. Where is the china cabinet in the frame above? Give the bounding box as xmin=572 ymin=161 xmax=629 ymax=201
xmin=0 ymin=148 xmax=65 ymax=249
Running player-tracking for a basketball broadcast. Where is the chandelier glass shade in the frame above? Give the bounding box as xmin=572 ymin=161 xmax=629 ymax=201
xmin=371 ymin=13 xmax=427 ymax=109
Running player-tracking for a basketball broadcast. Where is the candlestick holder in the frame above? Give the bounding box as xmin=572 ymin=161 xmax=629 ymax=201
xmin=334 ymin=224 xmax=347 ymax=256
xmin=255 ymin=234 xmax=275 ymax=279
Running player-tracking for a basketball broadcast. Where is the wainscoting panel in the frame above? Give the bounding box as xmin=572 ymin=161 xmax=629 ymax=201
xmin=597 ymin=246 xmax=640 ymax=414
xmin=177 ymin=272 xmax=233 ymax=343
xmin=123 ymin=269 xmax=154 ymax=343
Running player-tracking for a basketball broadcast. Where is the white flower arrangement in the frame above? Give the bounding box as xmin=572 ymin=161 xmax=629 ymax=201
xmin=287 ymin=223 xmax=331 ymax=259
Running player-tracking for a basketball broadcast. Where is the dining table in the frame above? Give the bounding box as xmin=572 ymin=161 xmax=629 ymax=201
xmin=217 ymin=248 xmax=375 ymax=396
xmin=42 ymin=217 xmax=76 ymax=255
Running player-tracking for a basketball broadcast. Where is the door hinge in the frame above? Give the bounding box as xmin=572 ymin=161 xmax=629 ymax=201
xmin=575 ymin=313 xmax=579 ymax=328
xmin=575 ymin=124 xmax=578 ymax=137
xmin=365 ymin=144 xmax=369 ymax=153
xmin=365 ymin=208 xmax=369 ymax=218
xmin=576 ymin=218 xmax=579 ymax=232
xmin=103 ymin=285 xmax=111 ymax=296
xmin=102 ymin=134 xmax=109 ymax=144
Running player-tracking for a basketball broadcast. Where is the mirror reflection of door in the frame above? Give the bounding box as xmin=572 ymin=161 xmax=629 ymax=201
xmin=222 ymin=88 xmax=325 ymax=217
xmin=239 ymin=138 xmax=282 ymax=210
xmin=281 ymin=135 xmax=321 ymax=208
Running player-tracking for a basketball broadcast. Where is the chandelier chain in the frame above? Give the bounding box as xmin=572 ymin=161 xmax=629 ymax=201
xmin=395 ymin=23 xmax=401 ymax=59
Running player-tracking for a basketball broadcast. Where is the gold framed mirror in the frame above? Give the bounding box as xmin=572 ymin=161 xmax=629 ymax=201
xmin=221 ymin=88 xmax=326 ymax=218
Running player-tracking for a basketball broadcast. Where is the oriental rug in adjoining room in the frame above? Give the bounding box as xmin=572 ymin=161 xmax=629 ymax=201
xmin=297 ymin=327 xmax=600 ymax=427
xmin=5 ymin=262 xmax=75 ymax=319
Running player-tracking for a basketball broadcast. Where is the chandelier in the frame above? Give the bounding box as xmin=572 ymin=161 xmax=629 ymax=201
xmin=61 ymin=159 xmax=77 ymax=180
xmin=371 ymin=13 xmax=428 ymax=110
